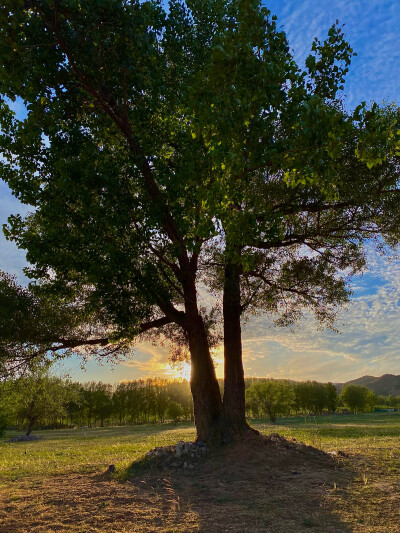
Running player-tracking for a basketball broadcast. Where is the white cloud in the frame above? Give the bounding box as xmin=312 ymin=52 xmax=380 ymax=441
xmin=267 ymin=0 xmax=400 ymax=110
xmin=241 ymin=248 xmax=400 ymax=382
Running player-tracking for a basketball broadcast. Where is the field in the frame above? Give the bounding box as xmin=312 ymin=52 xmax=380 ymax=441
xmin=1 ymin=413 xmax=400 ymax=532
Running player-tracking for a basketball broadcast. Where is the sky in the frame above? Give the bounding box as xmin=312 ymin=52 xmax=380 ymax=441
xmin=1 ymin=0 xmax=400 ymax=384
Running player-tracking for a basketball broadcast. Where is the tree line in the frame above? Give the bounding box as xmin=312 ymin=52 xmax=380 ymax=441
xmin=1 ymin=372 xmax=398 ymax=437
xmin=245 ymin=380 xmax=400 ymax=422
xmin=0 ymin=373 xmax=194 ymax=436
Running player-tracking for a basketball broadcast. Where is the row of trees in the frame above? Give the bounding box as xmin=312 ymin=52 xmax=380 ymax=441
xmin=1 ymin=372 xmax=397 ymax=435
xmin=0 ymin=374 xmax=194 ymax=435
xmin=246 ymin=380 xmax=338 ymax=422
xmin=245 ymin=380 xmax=396 ymax=422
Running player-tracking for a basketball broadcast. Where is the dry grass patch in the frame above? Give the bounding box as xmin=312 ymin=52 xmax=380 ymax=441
xmin=1 ymin=414 xmax=400 ymax=532
xmin=0 ymin=431 xmax=351 ymax=533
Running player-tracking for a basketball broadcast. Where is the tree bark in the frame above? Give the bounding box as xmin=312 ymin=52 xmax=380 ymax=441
xmin=187 ymin=313 xmax=223 ymax=442
xmin=221 ymin=260 xmax=248 ymax=438
xmin=183 ymin=275 xmax=223 ymax=443
xmin=25 ymin=417 xmax=36 ymax=436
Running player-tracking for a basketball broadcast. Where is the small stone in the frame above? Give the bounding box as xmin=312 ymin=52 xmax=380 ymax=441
xmin=175 ymin=450 xmax=182 ymax=458
xmin=291 ymin=471 xmax=299 ymax=475
xmin=171 ymin=462 xmax=179 ymax=468
xmin=188 ymin=464 xmax=194 ymax=470
xmin=190 ymin=453 xmax=195 ymax=458
xmin=183 ymin=461 xmax=188 ymax=469
xmin=196 ymin=440 xmax=204 ymax=447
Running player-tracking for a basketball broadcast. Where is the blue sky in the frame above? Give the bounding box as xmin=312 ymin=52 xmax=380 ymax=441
xmin=2 ymin=0 xmax=400 ymax=383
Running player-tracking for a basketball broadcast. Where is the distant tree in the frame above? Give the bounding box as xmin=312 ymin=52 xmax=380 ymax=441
xmin=325 ymin=382 xmax=338 ymax=413
xmin=167 ymin=401 xmax=184 ymax=423
xmin=166 ymin=381 xmax=193 ymax=421
xmin=14 ymin=370 xmax=67 ymax=435
xmin=341 ymin=385 xmax=376 ymax=413
xmin=294 ymin=381 xmax=337 ymax=414
xmin=112 ymin=382 xmax=128 ymax=425
xmin=246 ymin=380 xmax=294 ymax=423
xmin=0 ymin=380 xmax=14 ymax=436
xmin=63 ymin=381 xmax=84 ymax=427
xmin=92 ymin=383 xmax=113 ymax=427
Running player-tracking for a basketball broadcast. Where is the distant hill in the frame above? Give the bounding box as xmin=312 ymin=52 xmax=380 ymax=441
xmin=336 ymin=374 xmax=400 ymax=396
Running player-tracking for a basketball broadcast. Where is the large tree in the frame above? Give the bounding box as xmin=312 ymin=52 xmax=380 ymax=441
xmin=1 ymin=0 xmax=400 ymax=442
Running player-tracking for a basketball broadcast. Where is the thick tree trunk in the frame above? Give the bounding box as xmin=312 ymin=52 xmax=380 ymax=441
xmin=187 ymin=313 xmax=223 ymax=442
xmin=183 ymin=276 xmax=223 ymax=443
xmin=221 ymin=260 xmax=248 ymax=439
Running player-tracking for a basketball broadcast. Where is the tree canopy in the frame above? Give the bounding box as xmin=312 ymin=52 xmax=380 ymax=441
xmin=1 ymin=0 xmax=400 ymax=441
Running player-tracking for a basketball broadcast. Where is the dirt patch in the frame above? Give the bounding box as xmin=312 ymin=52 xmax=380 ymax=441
xmin=128 ymin=431 xmax=352 ymax=532
xmin=0 ymin=432 xmax=352 ymax=532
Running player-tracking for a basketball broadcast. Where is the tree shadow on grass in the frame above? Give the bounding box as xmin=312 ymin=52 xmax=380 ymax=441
xmin=127 ymin=432 xmax=354 ymax=533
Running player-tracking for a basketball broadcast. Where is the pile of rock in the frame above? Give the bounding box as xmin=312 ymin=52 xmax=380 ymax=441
xmin=145 ymin=440 xmax=207 ymax=470
xmin=8 ymin=434 xmax=41 ymax=442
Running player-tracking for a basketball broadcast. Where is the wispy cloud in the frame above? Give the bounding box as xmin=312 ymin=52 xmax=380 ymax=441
xmin=241 ymin=248 xmax=400 ymax=381
xmin=267 ymin=0 xmax=400 ymax=110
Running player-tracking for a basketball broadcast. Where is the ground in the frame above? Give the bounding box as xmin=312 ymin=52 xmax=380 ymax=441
xmin=1 ymin=413 xmax=400 ymax=532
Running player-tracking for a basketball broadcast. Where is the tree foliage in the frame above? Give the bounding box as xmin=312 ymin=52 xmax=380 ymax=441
xmin=340 ymin=384 xmax=376 ymax=413
xmin=12 ymin=369 xmax=68 ymax=435
xmin=294 ymin=381 xmax=337 ymax=414
xmin=246 ymin=380 xmax=294 ymax=423
xmin=0 ymin=0 xmax=400 ymax=439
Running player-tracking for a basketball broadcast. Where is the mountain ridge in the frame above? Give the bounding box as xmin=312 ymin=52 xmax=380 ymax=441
xmin=336 ymin=374 xmax=400 ymax=396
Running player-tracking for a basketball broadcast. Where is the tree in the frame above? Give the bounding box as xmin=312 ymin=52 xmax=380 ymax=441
xmin=167 ymin=401 xmax=184 ymax=423
xmin=13 ymin=369 xmax=67 ymax=435
xmin=341 ymin=385 xmax=376 ymax=413
xmin=1 ymin=0 xmax=400 ymax=443
xmin=245 ymin=380 xmax=294 ymax=423
xmin=325 ymin=383 xmax=338 ymax=413
xmin=293 ymin=381 xmax=337 ymax=414
xmin=0 ymin=379 xmax=14 ymax=436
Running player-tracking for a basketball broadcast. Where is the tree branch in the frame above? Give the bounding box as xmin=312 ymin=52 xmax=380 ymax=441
xmin=55 ymin=315 xmax=177 ymax=351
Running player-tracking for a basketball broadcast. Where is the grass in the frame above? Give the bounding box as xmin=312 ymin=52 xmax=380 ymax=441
xmin=1 ymin=413 xmax=400 ymax=532
xmin=0 ymin=423 xmax=196 ymax=481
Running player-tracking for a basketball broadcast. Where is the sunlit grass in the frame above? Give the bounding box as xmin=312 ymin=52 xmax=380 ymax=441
xmin=0 ymin=423 xmax=196 ymax=481
xmin=1 ymin=413 xmax=400 ymax=532
xmin=2 ymin=412 xmax=400 ymax=481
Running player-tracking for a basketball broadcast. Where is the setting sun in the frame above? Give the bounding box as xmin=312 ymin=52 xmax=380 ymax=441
xmin=167 ymin=360 xmax=192 ymax=381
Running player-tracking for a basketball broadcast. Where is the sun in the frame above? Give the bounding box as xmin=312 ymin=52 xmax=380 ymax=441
xmin=179 ymin=361 xmax=192 ymax=381
xmin=167 ymin=361 xmax=191 ymax=381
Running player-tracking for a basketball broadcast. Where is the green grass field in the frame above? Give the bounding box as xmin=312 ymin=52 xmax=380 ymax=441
xmin=1 ymin=413 xmax=400 ymax=532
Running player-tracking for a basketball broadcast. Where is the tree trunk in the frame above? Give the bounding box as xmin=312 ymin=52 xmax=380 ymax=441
xmin=25 ymin=417 xmax=36 ymax=436
xmin=187 ymin=313 xmax=223 ymax=442
xmin=221 ymin=260 xmax=249 ymax=439
xmin=183 ymin=275 xmax=223 ymax=443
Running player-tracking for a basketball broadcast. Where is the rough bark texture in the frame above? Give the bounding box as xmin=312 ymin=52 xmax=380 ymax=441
xmin=187 ymin=314 xmax=223 ymax=442
xmin=221 ymin=261 xmax=248 ymax=439
xmin=183 ymin=275 xmax=223 ymax=443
